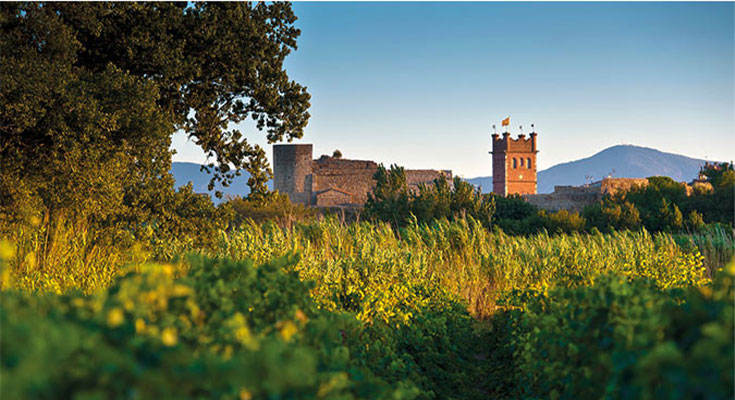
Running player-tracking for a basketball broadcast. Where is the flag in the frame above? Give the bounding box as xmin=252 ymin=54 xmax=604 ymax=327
xmin=501 ymin=117 xmax=510 ymax=126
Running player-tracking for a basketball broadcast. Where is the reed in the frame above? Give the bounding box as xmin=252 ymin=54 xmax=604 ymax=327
xmin=4 ymin=216 xmax=731 ymax=318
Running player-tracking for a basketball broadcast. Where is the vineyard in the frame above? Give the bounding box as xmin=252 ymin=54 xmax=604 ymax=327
xmin=2 ymin=2 xmax=733 ymax=398
xmin=1 ymin=218 xmax=733 ymax=399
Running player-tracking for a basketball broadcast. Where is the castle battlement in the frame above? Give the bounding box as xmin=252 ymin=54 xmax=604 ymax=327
xmin=491 ymin=132 xmax=537 ymax=154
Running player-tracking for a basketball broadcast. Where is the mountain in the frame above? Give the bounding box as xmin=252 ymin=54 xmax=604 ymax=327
xmin=465 ymin=176 xmax=494 ymax=193
xmin=171 ymin=162 xmax=269 ymax=203
xmin=467 ymin=145 xmax=710 ymax=194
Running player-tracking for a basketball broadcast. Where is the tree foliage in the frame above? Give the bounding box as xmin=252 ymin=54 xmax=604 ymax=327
xmin=0 ymin=2 xmax=310 ymax=249
xmin=365 ymin=164 xmax=496 ymax=228
xmin=584 ymin=167 xmax=734 ymax=233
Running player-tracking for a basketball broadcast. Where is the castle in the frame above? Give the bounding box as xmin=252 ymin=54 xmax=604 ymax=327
xmin=490 ymin=127 xmax=659 ymax=211
xmin=273 ymin=144 xmax=452 ymax=207
xmin=491 ymin=129 xmax=538 ymax=196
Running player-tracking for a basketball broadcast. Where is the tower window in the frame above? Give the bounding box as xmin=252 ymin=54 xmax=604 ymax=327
xmin=512 ymin=158 xmax=517 ymax=168
xmin=527 ymin=158 xmax=532 ymax=168
xmin=520 ymin=158 xmax=524 ymax=167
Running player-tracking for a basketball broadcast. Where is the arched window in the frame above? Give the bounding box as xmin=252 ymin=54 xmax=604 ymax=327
xmin=520 ymin=158 xmax=524 ymax=167
xmin=512 ymin=158 xmax=517 ymax=168
xmin=527 ymin=158 xmax=532 ymax=168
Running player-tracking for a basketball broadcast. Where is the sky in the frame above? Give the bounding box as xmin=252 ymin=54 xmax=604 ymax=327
xmin=171 ymin=1 xmax=735 ymax=178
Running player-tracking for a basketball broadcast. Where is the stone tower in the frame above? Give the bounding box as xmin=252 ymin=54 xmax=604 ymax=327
xmin=273 ymin=144 xmax=313 ymax=205
xmin=491 ymin=128 xmax=538 ymax=196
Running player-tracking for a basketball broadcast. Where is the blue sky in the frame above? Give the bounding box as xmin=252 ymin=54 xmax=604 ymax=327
xmin=171 ymin=2 xmax=734 ymax=178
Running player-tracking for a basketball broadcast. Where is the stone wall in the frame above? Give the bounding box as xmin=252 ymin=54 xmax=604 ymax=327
xmin=311 ymin=157 xmax=379 ymax=205
xmin=524 ymin=178 xmax=650 ymax=212
xmin=315 ymin=188 xmax=353 ymax=207
xmin=524 ymin=186 xmax=600 ymax=212
xmin=599 ymin=178 xmax=648 ymax=196
xmin=273 ymin=144 xmax=313 ymax=195
xmin=273 ymin=145 xmax=453 ymax=207
xmin=406 ymin=170 xmax=452 ymax=187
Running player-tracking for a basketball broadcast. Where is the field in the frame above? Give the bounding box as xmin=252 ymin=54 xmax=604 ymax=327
xmin=1 ymin=217 xmax=733 ymax=399
xmin=3 ymin=3 xmax=733 ymax=399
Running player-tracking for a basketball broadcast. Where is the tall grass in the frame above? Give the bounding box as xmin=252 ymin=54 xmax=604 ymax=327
xmin=206 ymin=217 xmax=722 ymax=317
xmin=3 ymin=216 xmax=732 ymax=317
xmin=674 ymin=223 xmax=735 ymax=277
xmin=1 ymin=216 xmax=128 ymax=293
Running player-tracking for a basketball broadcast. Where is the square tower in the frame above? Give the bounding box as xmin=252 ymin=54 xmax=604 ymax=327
xmin=491 ymin=130 xmax=538 ymax=196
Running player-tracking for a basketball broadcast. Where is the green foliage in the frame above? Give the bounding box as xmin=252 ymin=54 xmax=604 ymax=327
xmin=1 ymin=2 xmax=311 ymax=283
xmin=585 ymin=169 xmax=734 ymax=233
xmin=583 ymin=201 xmax=642 ymax=233
xmin=203 ymin=218 xmax=719 ymax=318
xmin=0 ymin=256 xmax=418 ymax=399
xmin=539 ymin=209 xmax=586 ymax=234
xmin=497 ymin=264 xmax=734 ymax=399
xmin=365 ymin=165 xmax=495 ymax=229
xmin=365 ymin=164 xmax=411 ymax=228
xmin=1 ymin=218 xmax=732 ymax=398
xmin=674 ymin=224 xmax=735 ymax=277
xmin=491 ymin=194 xmax=589 ymax=235
xmin=1 ymin=248 xmax=494 ymax=399
xmin=225 ymin=192 xmax=317 ymax=230
xmin=411 ymin=177 xmax=496 ymax=228
xmin=689 ymin=163 xmax=734 ymax=226
xmin=701 ymin=162 xmax=735 ymax=188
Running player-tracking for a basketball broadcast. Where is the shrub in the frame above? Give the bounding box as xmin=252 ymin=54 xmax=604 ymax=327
xmin=497 ymin=265 xmax=734 ymax=399
xmin=365 ymin=164 xmax=495 ymax=229
xmin=225 ymin=192 xmax=316 ymax=229
xmin=0 ymin=255 xmax=416 ymax=399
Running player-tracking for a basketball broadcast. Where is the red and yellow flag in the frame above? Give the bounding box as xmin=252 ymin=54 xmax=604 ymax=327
xmin=501 ymin=117 xmax=510 ymax=126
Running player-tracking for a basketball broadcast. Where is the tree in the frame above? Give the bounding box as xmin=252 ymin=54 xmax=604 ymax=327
xmin=1 ymin=2 xmax=310 ymax=233
xmin=365 ymin=166 xmax=495 ymax=229
xmin=364 ymin=164 xmax=410 ymax=228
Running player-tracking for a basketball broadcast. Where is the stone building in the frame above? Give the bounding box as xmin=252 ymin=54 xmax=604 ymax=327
xmin=273 ymin=144 xmax=452 ymax=207
xmin=491 ymin=130 xmax=538 ymax=196
xmin=524 ymin=178 xmax=649 ymax=212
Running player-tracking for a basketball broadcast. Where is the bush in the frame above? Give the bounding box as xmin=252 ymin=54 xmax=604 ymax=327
xmin=540 ymin=209 xmax=586 ymax=234
xmin=365 ymin=164 xmax=495 ymax=229
xmin=497 ymin=265 xmax=734 ymax=399
xmin=585 ymin=169 xmax=734 ymax=233
xmin=0 ymin=250 xmax=493 ymax=399
xmin=225 ymin=191 xmax=316 ymax=229
xmin=0 ymin=255 xmax=415 ymax=399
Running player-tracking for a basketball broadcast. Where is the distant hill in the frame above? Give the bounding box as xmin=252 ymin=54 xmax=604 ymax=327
xmin=467 ymin=145 xmax=710 ymax=194
xmin=171 ymin=162 xmax=268 ymax=204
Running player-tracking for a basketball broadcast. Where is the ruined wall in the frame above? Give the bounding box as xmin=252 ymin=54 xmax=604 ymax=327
xmin=524 ymin=178 xmax=651 ymax=212
xmin=599 ymin=178 xmax=648 ymax=196
xmin=406 ymin=170 xmax=452 ymax=187
xmin=315 ymin=189 xmax=353 ymax=207
xmin=311 ymin=157 xmax=379 ymax=205
xmin=524 ymin=186 xmax=600 ymax=212
xmin=273 ymin=144 xmax=453 ymax=207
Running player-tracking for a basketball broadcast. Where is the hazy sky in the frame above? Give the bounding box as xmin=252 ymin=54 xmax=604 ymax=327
xmin=171 ymin=2 xmax=734 ymax=178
